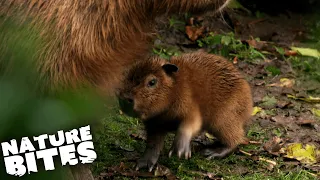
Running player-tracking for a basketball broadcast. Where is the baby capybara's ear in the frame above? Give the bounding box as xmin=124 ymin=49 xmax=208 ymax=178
xmin=162 ymin=64 xmax=179 ymax=75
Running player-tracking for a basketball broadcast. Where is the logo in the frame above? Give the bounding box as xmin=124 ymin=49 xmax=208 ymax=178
xmin=1 ymin=125 xmax=97 ymax=177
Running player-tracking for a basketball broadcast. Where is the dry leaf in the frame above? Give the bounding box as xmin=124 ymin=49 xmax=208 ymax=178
xmin=245 ymin=39 xmax=267 ymax=50
xmin=276 ymin=100 xmax=291 ymax=109
xmin=233 ymin=56 xmax=238 ymax=64
xmin=284 ymin=50 xmax=298 ymax=56
xmin=185 ymin=26 xmax=204 ymax=41
xmin=267 ymin=78 xmax=295 ymax=88
xmin=263 ymin=136 xmax=285 ymax=156
xmin=296 ymin=119 xmax=316 ymax=126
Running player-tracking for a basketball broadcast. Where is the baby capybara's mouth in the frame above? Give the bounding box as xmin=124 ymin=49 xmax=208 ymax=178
xmin=118 ymin=97 xmax=139 ymax=118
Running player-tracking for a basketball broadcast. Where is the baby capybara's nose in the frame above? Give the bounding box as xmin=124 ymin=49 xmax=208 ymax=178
xmin=126 ymin=97 xmax=134 ymax=104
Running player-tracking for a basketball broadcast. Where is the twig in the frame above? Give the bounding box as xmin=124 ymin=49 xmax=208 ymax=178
xmin=249 ymin=141 xmax=263 ymax=145
xmin=239 ymin=149 xmax=277 ymax=166
xmin=305 ymin=171 xmax=318 ymax=178
xmin=248 ymin=19 xmax=267 ymax=25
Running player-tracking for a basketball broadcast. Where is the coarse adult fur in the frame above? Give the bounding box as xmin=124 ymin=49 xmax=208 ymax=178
xmin=118 ymin=52 xmax=253 ymax=171
xmin=0 ymin=0 xmax=231 ymax=95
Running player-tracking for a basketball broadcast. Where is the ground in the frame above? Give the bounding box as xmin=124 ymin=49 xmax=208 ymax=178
xmin=91 ymin=4 xmax=320 ymax=180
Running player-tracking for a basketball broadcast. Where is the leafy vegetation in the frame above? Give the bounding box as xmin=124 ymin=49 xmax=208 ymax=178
xmin=197 ymin=32 xmax=266 ymax=63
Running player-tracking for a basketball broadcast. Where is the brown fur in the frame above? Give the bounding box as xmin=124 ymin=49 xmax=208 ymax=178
xmin=0 ymin=0 xmax=230 ymax=95
xmin=119 ymin=52 xmax=253 ymax=171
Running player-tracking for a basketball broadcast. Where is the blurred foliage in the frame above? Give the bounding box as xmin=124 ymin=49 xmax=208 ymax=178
xmin=152 ymin=45 xmax=181 ymax=60
xmin=0 ymin=16 xmax=106 ymax=179
xmin=197 ymin=32 xmax=265 ymax=63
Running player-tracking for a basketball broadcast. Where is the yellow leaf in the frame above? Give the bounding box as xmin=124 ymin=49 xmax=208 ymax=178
xmin=291 ymin=47 xmax=320 ymax=59
xmin=205 ymin=133 xmax=215 ymax=140
xmin=268 ymin=78 xmax=295 ymax=88
xmin=312 ymin=108 xmax=320 ymax=118
xmin=252 ymin=106 xmax=262 ymax=116
xmin=308 ymin=96 xmax=320 ymax=103
xmin=287 ymin=94 xmax=320 ymax=103
xmin=284 ymin=143 xmax=319 ymax=164
xmin=279 ymin=78 xmax=295 ymax=88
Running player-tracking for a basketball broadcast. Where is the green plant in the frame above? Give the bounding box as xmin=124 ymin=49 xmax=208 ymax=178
xmin=168 ymin=15 xmax=186 ymax=31
xmin=197 ymin=32 xmax=265 ymax=63
xmin=152 ymin=46 xmax=181 ymax=60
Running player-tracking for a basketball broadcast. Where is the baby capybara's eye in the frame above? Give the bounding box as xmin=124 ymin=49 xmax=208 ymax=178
xmin=147 ymin=79 xmax=157 ymax=87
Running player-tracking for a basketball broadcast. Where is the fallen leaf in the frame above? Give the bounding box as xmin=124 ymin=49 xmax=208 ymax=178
xmin=267 ymin=78 xmax=295 ymax=88
xmin=188 ymin=17 xmax=195 ymax=26
xmin=249 ymin=140 xmax=263 ymax=144
xmin=187 ymin=16 xmax=204 ymax=26
xmin=239 ymin=149 xmax=277 ymax=170
xmin=263 ymin=136 xmax=285 ymax=156
xmin=154 ymin=165 xmax=176 ymax=179
xmin=284 ymin=143 xmax=320 ymax=165
xmin=252 ymin=106 xmax=262 ymax=116
xmin=287 ymin=94 xmax=320 ymax=103
xmin=284 ymin=50 xmax=298 ymax=56
xmin=291 ymin=47 xmax=320 ymax=59
xmin=280 ymin=78 xmax=295 ymax=88
xmin=185 ymin=26 xmax=205 ymax=41
xmin=254 ymin=79 xmax=265 ymax=86
xmin=130 ymin=130 xmax=147 ymax=141
xmin=245 ymin=39 xmax=268 ymax=50
xmin=266 ymin=163 xmax=275 ymax=171
xmin=296 ymin=119 xmax=316 ymax=126
xmin=276 ymin=100 xmax=291 ymax=109
xmin=312 ymin=108 xmax=320 ymax=118
xmin=205 ymin=132 xmax=216 ymax=140
xmin=233 ymin=56 xmax=238 ymax=64
xmin=270 ymin=115 xmax=287 ymax=124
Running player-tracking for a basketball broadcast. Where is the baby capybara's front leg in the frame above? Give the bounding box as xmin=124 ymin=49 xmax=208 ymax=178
xmin=136 ymin=131 xmax=166 ymax=172
xmin=169 ymin=112 xmax=202 ymax=159
xmin=169 ymin=129 xmax=193 ymax=159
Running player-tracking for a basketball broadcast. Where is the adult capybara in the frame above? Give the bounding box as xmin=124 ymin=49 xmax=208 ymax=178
xmin=0 ymin=0 xmax=231 ymax=96
xmin=118 ymin=52 xmax=253 ymax=171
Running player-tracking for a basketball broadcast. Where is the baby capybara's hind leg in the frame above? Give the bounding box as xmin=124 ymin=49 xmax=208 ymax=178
xmin=201 ymin=141 xmax=238 ymax=160
xmin=201 ymin=120 xmax=246 ymax=159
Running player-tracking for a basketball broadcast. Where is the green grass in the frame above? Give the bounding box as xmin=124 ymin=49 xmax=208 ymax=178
xmin=91 ymin=112 xmax=319 ymax=179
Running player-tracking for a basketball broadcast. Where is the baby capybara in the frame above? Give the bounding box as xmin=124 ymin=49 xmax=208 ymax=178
xmin=118 ymin=52 xmax=253 ymax=171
